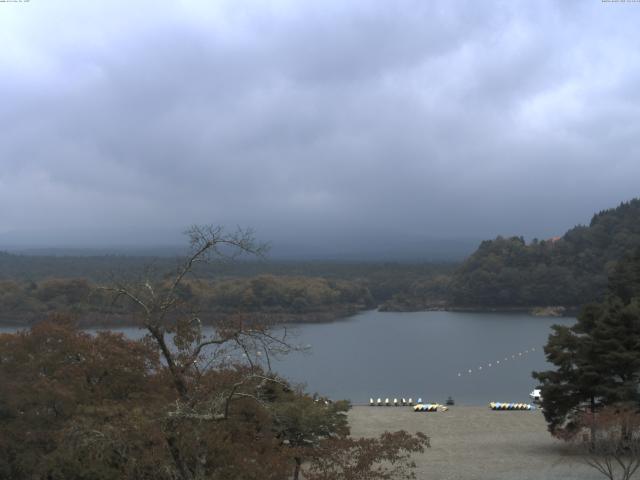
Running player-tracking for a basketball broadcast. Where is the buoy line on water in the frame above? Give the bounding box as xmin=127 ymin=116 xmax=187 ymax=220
xmin=456 ymin=346 xmax=539 ymax=377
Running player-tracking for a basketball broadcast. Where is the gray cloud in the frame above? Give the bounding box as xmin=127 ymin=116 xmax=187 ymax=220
xmin=1 ymin=0 xmax=640 ymax=252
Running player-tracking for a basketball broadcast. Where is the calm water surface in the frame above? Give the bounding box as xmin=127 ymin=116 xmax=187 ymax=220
xmin=1 ymin=310 xmax=574 ymax=405
xmin=272 ymin=310 xmax=574 ymax=405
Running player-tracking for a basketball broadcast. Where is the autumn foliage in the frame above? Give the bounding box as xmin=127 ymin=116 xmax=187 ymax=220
xmin=0 ymin=318 xmax=427 ymax=480
xmin=0 ymin=227 xmax=429 ymax=479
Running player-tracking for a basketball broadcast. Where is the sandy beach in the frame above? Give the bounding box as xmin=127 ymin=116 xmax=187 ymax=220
xmin=348 ymin=406 xmax=603 ymax=480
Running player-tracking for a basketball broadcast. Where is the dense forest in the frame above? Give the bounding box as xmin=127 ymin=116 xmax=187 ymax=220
xmin=381 ymin=199 xmax=640 ymax=311
xmin=2 ymin=198 xmax=640 ymax=321
xmin=448 ymin=199 xmax=640 ymax=308
xmin=0 ymin=276 xmax=374 ymax=326
xmin=0 ymin=254 xmax=453 ymax=325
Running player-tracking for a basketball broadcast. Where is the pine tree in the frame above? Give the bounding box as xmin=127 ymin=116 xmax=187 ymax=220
xmin=533 ymin=251 xmax=640 ymax=437
xmin=609 ymin=248 xmax=640 ymax=304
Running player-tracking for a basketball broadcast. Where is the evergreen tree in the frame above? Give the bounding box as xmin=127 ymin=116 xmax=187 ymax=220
xmin=532 ymin=309 xmax=603 ymax=436
xmin=450 ymin=199 xmax=640 ymax=307
xmin=533 ymin=250 xmax=640 ymax=437
xmin=609 ymin=247 xmax=640 ymax=304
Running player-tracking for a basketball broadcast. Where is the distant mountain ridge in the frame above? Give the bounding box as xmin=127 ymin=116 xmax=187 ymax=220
xmin=0 ymin=233 xmax=479 ymax=262
xmin=448 ymin=198 xmax=640 ymax=307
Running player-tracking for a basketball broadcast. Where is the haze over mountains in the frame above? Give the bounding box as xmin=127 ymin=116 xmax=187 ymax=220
xmin=0 ymin=228 xmax=480 ymax=262
xmin=3 ymin=198 xmax=640 ymax=327
xmin=3 ymin=2 xmax=640 ymax=256
xmin=2 ymin=197 xmax=637 ymax=262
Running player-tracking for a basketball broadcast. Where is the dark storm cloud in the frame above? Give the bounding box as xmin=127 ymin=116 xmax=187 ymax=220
xmin=1 ymin=0 xmax=640 ymax=249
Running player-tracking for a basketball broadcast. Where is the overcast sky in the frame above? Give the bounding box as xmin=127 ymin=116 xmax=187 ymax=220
xmin=1 ymin=0 xmax=640 ymax=252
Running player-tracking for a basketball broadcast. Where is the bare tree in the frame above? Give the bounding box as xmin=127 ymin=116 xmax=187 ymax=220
xmin=102 ymin=225 xmax=294 ymax=480
xmin=579 ymin=405 xmax=640 ymax=480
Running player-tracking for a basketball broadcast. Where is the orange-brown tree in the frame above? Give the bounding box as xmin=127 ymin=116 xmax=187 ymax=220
xmin=577 ymin=405 xmax=640 ymax=480
xmin=100 ymin=226 xmax=298 ymax=479
xmin=0 ymin=316 xmax=170 ymax=479
xmin=0 ymin=316 xmax=300 ymax=479
xmin=0 ymin=226 xmax=430 ymax=480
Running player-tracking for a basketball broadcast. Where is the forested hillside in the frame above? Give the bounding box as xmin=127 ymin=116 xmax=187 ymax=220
xmin=3 ymin=199 xmax=638 ymax=316
xmin=448 ymin=199 xmax=640 ymax=307
xmin=0 ymin=252 xmax=454 ymax=324
xmin=0 ymin=275 xmax=377 ymax=326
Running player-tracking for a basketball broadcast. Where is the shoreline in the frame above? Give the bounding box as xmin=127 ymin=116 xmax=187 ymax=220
xmin=0 ymin=304 xmax=577 ymax=330
xmin=379 ymin=304 xmax=580 ymax=317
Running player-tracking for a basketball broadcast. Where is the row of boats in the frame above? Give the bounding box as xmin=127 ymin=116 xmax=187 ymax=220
xmin=368 ymin=389 xmax=542 ymax=409
xmin=490 ymin=402 xmax=535 ymax=410
xmin=369 ymin=398 xmax=420 ymax=406
xmin=414 ymin=403 xmax=448 ymax=412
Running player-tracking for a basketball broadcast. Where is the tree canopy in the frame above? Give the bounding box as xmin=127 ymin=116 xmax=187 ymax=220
xmin=533 ymin=248 xmax=640 ymax=436
xmin=450 ymin=199 xmax=640 ymax=307
xmin=0 ymin=226 xmax=429 ymax=480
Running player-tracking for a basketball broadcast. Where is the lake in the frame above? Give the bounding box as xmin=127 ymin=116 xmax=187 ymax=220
xmin=272 ymin=310 xmax=573 ymax=405
xmin=0 ymin=310 xmax=573 ymax=405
